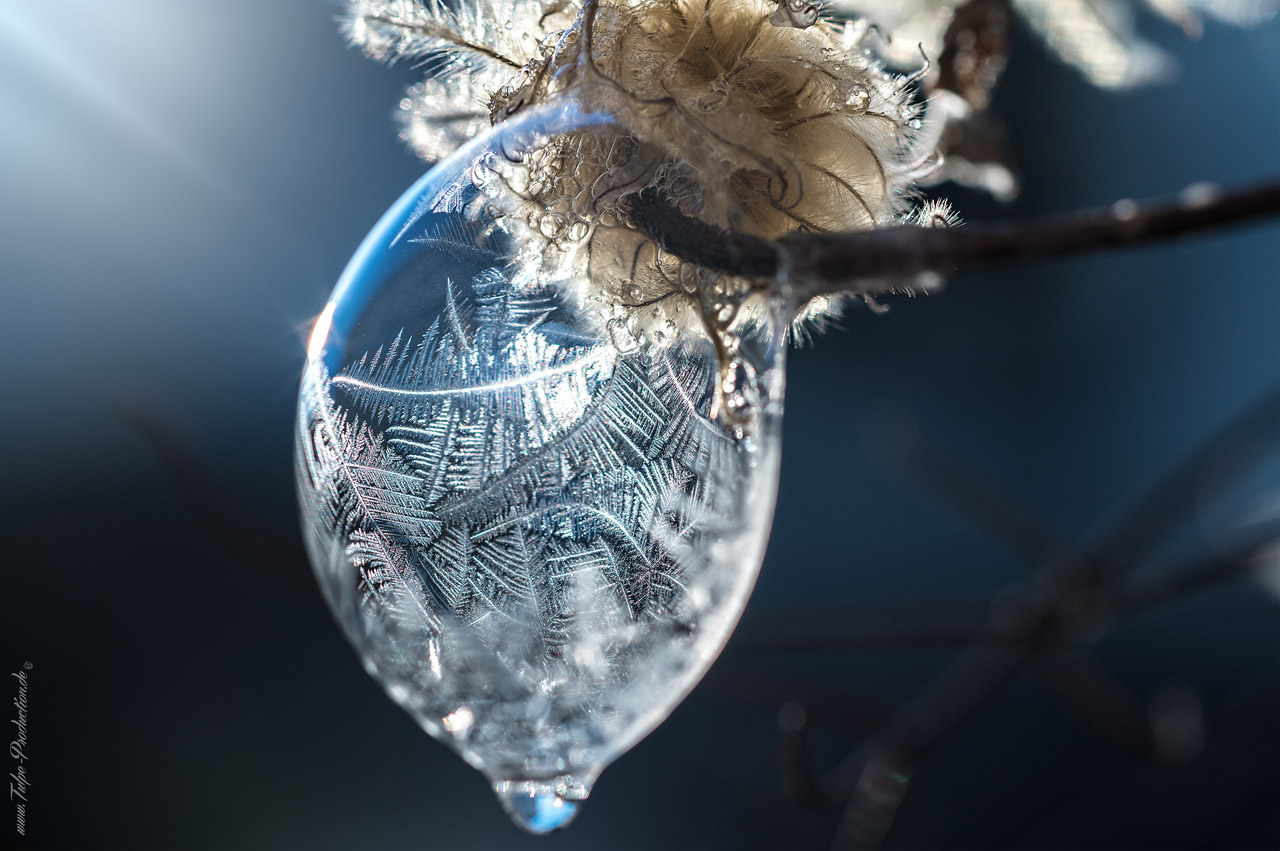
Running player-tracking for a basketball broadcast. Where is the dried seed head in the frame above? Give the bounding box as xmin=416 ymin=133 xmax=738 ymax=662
xmin=347 ymin=0 xmax=942 ymax=429
xmin=487 ymin=0 xmax=933 ymax=342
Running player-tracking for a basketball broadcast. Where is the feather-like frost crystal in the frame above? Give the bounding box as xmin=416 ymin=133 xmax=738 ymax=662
xmin=302 ymin=0 xmax=945 ymax=831
xmin=297 ymin=101 xmax=786 ymax=832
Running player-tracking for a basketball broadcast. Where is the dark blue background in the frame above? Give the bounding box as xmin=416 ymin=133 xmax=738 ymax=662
xmin=2 ymin=2 xmax=1277 ymax=848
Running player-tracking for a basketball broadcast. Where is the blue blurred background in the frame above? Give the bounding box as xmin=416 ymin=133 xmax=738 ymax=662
xmin=1 ymin=2 xmax=1277 ymax=848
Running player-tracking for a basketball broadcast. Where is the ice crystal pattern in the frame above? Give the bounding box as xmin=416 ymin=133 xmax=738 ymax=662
xmin=296 ymin=120 xmax=783 ymax=832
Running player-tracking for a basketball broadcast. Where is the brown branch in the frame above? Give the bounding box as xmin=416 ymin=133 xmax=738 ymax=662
xmin=621 ymin=178 xmax=1280 ymax=301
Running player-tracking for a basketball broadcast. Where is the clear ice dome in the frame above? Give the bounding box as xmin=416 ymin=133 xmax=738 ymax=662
xmin=295 ymin=99 xmax=784 ymax=832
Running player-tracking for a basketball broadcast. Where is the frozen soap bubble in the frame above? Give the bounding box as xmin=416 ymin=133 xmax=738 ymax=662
xmin=295 ymin=99 xmax=784 ymax=832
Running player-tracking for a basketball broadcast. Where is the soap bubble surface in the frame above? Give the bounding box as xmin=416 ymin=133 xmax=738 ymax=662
xmin=295 ymin=100 xmax=784 ymax=832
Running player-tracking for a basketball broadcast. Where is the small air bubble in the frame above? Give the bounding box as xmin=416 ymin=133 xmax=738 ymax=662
xmin=606 ymin=318 xmax=640 ymax=354
xmin=649 ymin=319 xmax=677 ymax=348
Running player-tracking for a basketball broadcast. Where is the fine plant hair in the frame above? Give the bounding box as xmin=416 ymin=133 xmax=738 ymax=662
xmin=345 ymin=0 xmax=944 ymax=428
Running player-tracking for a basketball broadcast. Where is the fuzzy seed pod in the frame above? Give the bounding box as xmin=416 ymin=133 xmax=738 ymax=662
xmin=492 ymin=0 xmax=932 ymax=343
xmin=347 ymin=0 xmax=938 ymax=424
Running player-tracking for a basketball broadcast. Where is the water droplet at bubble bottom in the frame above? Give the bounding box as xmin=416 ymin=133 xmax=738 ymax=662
xmin=295 ymin=101 xmax=784 ymax=832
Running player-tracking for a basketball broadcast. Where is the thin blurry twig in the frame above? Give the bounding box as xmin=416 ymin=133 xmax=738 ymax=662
xmin=754 ymin=387 xmax=1280 ymax=849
